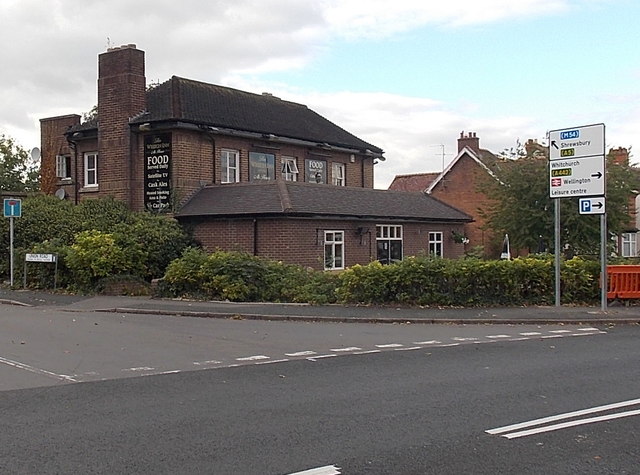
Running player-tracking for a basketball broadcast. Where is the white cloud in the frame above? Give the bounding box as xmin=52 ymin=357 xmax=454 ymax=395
xmin=0 ymin=0 xmax=634 ymax=186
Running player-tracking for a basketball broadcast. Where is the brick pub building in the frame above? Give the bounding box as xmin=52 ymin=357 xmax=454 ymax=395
xmin=40 ymin=44 xmax=471 ymax=270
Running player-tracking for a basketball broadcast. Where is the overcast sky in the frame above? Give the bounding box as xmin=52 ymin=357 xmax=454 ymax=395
xmin=1 ymin=0 xmax=637 ymax=188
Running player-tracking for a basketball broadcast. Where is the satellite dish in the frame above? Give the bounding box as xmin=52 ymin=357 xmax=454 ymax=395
xmin=30 ymin=147 xmax=41 ymax=161
xmin=55 ymin=188 xmax=66 ymax=199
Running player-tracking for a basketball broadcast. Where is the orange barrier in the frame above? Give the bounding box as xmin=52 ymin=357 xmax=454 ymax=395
xmin=607 ymin=265 xmax=640 ymax=299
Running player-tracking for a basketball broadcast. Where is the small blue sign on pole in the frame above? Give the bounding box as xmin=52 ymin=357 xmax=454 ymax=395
xmin=3 ymin=198 xmax=22 ymax=218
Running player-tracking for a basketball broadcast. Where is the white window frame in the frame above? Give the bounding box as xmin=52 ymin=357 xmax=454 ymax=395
xmin=376 ymin=225 xmax=403 ymax=264
xmin=221 ymin=149 xmax=240 ymax=183
xmin=56 ymin=155 xmax=71 ymax=179
xmin=429 ymin=231 xmax=443 ymax=257
xmin=622 ymin=232 xmax=637 ymax=257
xmin=332 ymin=162 xmax=346 ymax=186
xmin=281 ymin=156 xmax=299 ymax=181
xmin=324 ymin=230 xmax=345 ymax=270
xmin=84 ymin=152 xmax=98 ymax=187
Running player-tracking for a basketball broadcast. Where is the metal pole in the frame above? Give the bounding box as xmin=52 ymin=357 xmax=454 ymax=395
xmin=601 ymin=213 xmax=607 ymax=311
xmin=555 ymin=199 xmax=561 ymax=307
xmin=9 ymin=216 xmax=14 ymax=287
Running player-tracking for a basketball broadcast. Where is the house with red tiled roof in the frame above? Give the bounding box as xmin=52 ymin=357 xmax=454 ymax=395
xmin=390 ymin=132 xmax=503 ymax=256
xmin=40 ymin=44 xmax=472 ymax=270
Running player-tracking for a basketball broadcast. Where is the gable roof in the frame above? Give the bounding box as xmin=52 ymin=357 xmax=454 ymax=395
xmin=130 ymin=76 xmax=383 ymax=155
xmin=388 ymin=172 xmax=440 ymax=192
xmin=425 ymin=146 xmax=500 ymax=194
xmin=176 ymin=181 xmax=472 ymax=223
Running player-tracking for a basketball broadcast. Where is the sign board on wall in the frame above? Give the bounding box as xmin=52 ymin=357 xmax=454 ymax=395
xmin=305 ymin=159 xmax=326 ymax=184
xmin=144 ymin=134 xmax=172 ymax=212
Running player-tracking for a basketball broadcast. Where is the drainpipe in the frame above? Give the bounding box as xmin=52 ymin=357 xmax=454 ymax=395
xmin=253 ymin=219 xmax=258 ymax=255
xmin=66 ymin=137 xmax=79 ymax=204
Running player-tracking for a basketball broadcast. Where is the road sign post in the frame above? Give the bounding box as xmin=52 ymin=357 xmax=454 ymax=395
xmin=548 ymin=124 xmax=606 ymax=311
xmin=3 ymin=198 xmax=22 ymax=287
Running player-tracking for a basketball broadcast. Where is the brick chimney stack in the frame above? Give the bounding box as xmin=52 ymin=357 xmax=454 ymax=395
xmin=458 ymin=131 xmax=480 ymax=155
xmin=97 ymin=44 xmax=146 ymax=204
xmin=609 ymin=147 xmax=629 ymax=166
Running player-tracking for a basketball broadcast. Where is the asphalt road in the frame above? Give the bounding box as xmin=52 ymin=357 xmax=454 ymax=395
xmin=1 ymin=310 xmax=638 ymax=474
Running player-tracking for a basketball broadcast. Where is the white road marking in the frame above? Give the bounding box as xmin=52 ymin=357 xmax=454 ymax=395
xmin=413 ymin=340 xmax=442 ymax=345
xmin=330 ymin=347 xmax=362 ymax=352
xmin=520 ymin=332 xmax=542 ymax=336
xmin=286 ymin=351 xmax=317 ymax=357
xmin=549 ymin=330 xmax=572 ymax=334
xmin=502 ymin=409 xmax=640 ymax=439
xmin=540 ymin=335 xmax=563 ymax=339
xmin=307 ymin=355 xmax=337 ymax=361
xmin=255 ymin=359 xmax=289 ymax=365
xmin=236 ymin=355 xmax=270 ymax=361
xmin=487 ymin=397 xmax=640 ymax=439
xmin=375 ymin=343 xmax=403 ymax=348
xmin=486 ymin=335 xmax=511 ymax=339
xmin=0 ymin=356 xmax=77 ymax=383
xmin=353 ymin=349 xmax=381 ymax=355
xmin=122 ymin=366 xmax=155 ymax=372
xmin=395 ymin=346 xmax=421 ymax=351
xmin=288 ymin=464 xmax=341 ymax=475
xmin=452 ymin=337 xmax=479 ymax=341
xmin=578 ymin=327 xmax=600 ymax=331
xmin=193 ymin=360 xmax=222 ymax=366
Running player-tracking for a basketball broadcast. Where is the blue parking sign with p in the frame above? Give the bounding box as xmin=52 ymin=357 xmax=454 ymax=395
xmin=3 ymin=198 xmax=22 ymax=218
xmin=580 ymin=200 xmax=591 ymax=213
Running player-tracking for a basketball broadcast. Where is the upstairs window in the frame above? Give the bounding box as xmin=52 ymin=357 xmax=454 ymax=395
xmin=622 ymin=232 xmax=637 ymax=257
xmin=332 ymin=163 xmax=346 ymax=186
xmin=84 ymin=152 xmax=98 ymax=187
xmin=56 ymin=155 xmax=71 ymax=179
xmin=281 ymin=157 xmax=299 ymax=181
xmin=221 ymin=149 xmax=239 ymax=183
xmin=249 ymin=152 xmax=275 ymax=181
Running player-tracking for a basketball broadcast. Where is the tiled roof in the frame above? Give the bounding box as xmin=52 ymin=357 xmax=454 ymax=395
xmin=176 ymin=181 xmax=472 ymax=223
xmin=388 ymin=172 xmax=440 ymax=192
xmin=133 ymin=77 xmax=383 ymax=154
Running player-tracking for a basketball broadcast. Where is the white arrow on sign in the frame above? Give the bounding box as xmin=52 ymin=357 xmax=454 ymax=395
xmin=579 ymin=197 xmax=606 ymax=215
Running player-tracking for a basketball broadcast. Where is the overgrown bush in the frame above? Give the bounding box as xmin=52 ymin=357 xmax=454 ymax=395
xmin=161 ymin=249 xmax=339 ymax=303
xmin=1 ymin=195 xmax=195 ymax=287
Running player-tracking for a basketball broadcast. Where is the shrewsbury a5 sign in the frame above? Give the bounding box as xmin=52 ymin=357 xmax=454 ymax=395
xmin=548 ymin=124 xmax=605 ymax=199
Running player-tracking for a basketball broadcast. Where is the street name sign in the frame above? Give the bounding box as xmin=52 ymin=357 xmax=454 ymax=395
xmin=549 ymin=123 xmax=605 ymax=160
xmin=549 ymin=155 xmax=605 ymax=198
xmin=25 ymin=253 xmax=56 ymax=263
xmin=579 ymin=197 xmax=605 ymax=215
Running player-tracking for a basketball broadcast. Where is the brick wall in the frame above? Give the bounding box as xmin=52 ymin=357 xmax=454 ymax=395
xmin=189 ymin=217 xmax=466 ymax=270
xmin=39 ymin=115 xmax=81 ymax=195
xmin=430 ymin=154 xmax=496 ymax=255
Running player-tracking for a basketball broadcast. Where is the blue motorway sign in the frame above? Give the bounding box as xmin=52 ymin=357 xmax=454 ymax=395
xmin=3 ymin=198 xmax=22 ymax=218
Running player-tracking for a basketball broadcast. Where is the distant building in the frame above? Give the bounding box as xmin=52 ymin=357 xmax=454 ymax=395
xmin=40 ymin=44 xmax=472 ymax=269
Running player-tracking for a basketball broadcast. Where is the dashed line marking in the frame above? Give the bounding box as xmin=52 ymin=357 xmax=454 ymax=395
xmin=549 ymin=330 xmax=572 ymax=334
xmin=375 ymin=343 xmax=404 ymax=348
xmin=452 ymin=337 xmax=479 ymax=341
xmin=413 ymin=340 xmax=442 ymax=345
xmin=578 ymin=327 xmax=600 ymax=331
xmin=307 ymin=355 xmax=337 ymax=361
xmin=193 ymin=360 xmax=222 ymax=366
xmin=486 ymin=335 xmax=511 ymax=339
xmin=122 ymin=366 xmax=155 ymax=372
xmin=330 ymin=347 xmax=362 ymax=352
xmin=0 ymin=356 xmax=78 ymax=383
xmin=353 ymin=349 xmax=381 ymax=355
xmin=286 ymin=351 xmax=317 ymax=357
xmin=255 ymin=359 xmax=289 ymax=365
xmin=520 ymin=332 xmax=542 ymax=336
xmin=395 ymin=346 xmax=421 ymax=351
xmin=236 ymin=355 xmax=270 ymax=361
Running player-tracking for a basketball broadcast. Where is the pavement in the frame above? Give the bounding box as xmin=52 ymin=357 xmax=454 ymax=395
xmin=1 ymin=287 xmax=639 ymax=325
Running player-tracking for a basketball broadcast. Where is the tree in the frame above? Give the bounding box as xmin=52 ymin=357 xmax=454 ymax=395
xmin=480 ymin=150 xmax=640 ymax=256
xmin=0 ymin=134 xmax=40 ymax=192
